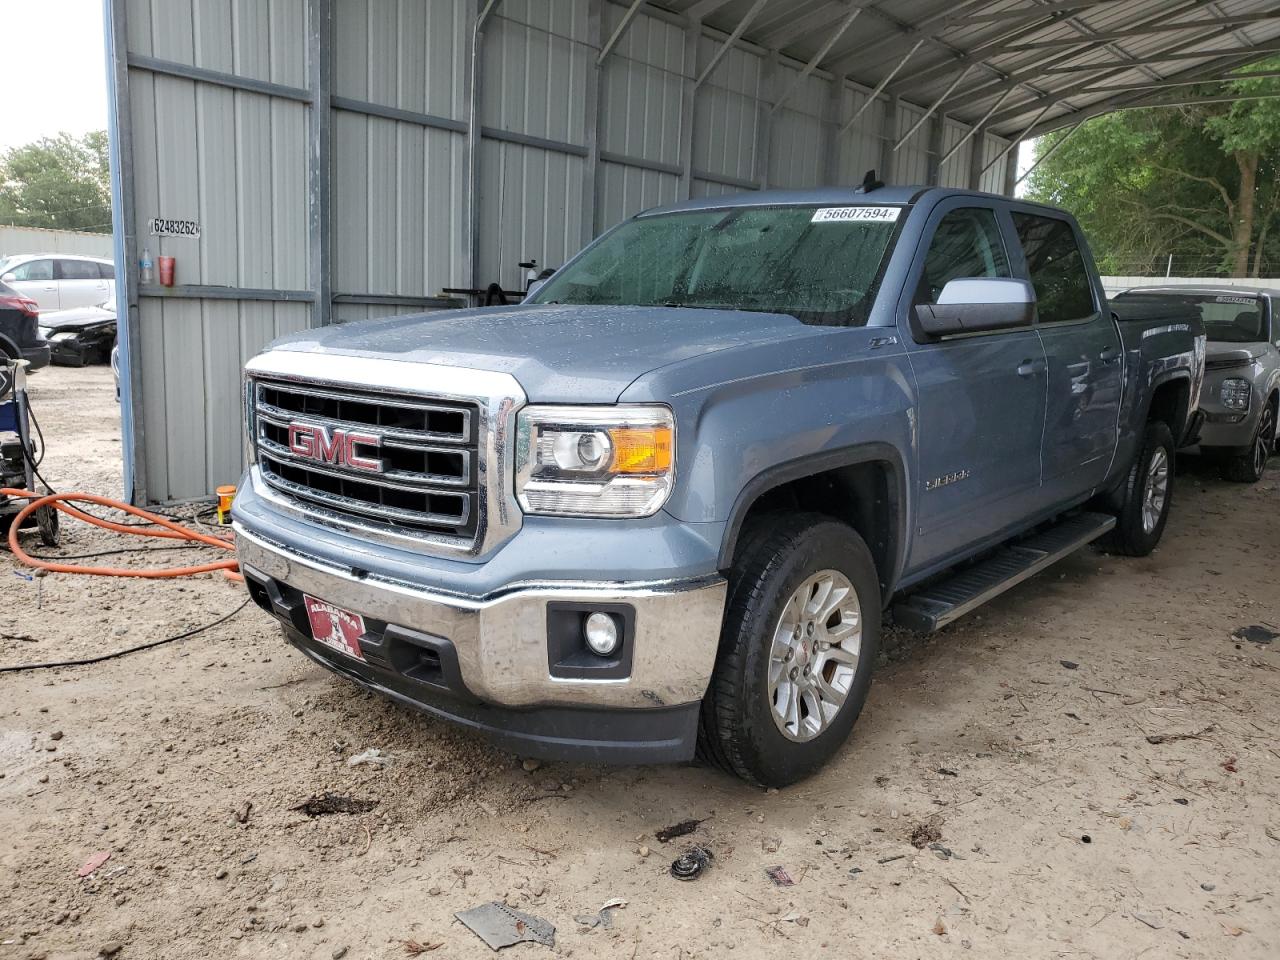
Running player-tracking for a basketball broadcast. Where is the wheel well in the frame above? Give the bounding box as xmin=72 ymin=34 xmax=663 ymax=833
xmin=726 ymin=461 xmax=899 ymax=596
xmin=0 ymin=335 xmax=17 ymax=359
xmin=1147 ymin=378 xmax=1190 ymax=432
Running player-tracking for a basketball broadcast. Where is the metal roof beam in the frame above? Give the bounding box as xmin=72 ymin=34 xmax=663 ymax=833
xmin=959 ymin=0 xmax=1124 ymax=25
xmin=597 ymin=0 xmax=647 ymax=65
xmin=1000 ymin=13 xmax=1280 ymax=53
xmin=998 ymin=48 xmax=1275 ymax=136
xmin=1028 ymin=90 xmax=1280 ymax=139
xmin=755 ymin=1 xmax=850 ymax=51
xmin=937 ymin=86 xmax=1016 ymax=166
xmin=982 ymin=104 xmax=1052 ymax=175
xmin=1035 ymin=42 xmax=1280 ymax=74
xmin=1079 ymin=67 xmax=1280 ymax=94
xmin=694 ymin=0 xmax=771 ymax=88
xmin=937 ymin=0 xmax=1229 ymax=115
xmin=1016 ymin=119 xmax=1085 ymax=185
xmin=686 ymin=0 xmax=734 ymax=20
xmin=769 ymin=6 xmax=863 ymax=115
xmin=827 ymin=0 xmax=997 ymax=77
xmin=834 ymin=37 xmax=925 ymax=138
xmin=893 ymin=63 xmax=976 ymax=149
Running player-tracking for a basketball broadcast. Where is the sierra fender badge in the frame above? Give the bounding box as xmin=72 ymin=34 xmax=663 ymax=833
xmin=926 ymin=469 xmax=970 ymax=492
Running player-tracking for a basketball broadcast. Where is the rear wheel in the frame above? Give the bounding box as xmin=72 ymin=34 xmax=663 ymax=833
xmin=1223 ymin=400 xmax=1275 ymax=484
xmin=697 ymin=514 xmax=880 ymax=787
xmin=1102 ymin=420 xmax=1174 ymax=557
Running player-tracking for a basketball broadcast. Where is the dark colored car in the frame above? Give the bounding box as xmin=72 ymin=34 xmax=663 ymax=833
xmin=38 ymin=303 xmax=117 ymax=366
xmin=0 ymin=280 xmax=50 ymax=371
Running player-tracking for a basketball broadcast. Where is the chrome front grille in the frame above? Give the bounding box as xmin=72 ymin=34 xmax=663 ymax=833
xmin=251 ymin=378 xmax=480 ymax=542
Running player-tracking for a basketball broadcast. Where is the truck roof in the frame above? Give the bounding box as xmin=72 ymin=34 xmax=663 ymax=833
xmin=1116 ymin=285 xmax=1274 ymax=301
xmin=639 ymin=185 xmax=1008 ymax=218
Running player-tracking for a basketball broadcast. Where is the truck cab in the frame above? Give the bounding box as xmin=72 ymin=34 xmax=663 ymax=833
xmin=233 ymin=186 xmax=1204 ymax=786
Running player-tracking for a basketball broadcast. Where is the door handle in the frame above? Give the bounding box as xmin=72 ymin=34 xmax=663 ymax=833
xmin=1099 ymin=347 xmax=1121 ymax=364
xmin=1017 ymin=358 xmax=1045 ymax=377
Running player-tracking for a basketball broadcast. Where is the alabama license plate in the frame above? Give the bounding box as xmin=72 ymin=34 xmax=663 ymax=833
xmin=303 ymin=595 xmax=367 ymax=662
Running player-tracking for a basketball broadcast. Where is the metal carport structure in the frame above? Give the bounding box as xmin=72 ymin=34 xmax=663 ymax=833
xmin=104 ymin=0 xmax=1280 ymax=504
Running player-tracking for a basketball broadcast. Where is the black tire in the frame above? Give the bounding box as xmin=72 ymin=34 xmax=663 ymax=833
xmin=1102 ymin=420 xmax=1175 ymax=557
xmin=1223 ymin=400 xmax=1275 ymax=484
xmin=697 ymin=513 xmax=880 ymax=787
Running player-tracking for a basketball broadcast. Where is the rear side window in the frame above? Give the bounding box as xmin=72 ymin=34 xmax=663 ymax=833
xmin=99 ymin=262 xmax=116 ymax=280
xmin=1013 ymin=213 xmax=1095 ymax=323
xmin=8 ymin=259 xmax=53 ymax=282
xmin=58 ymin=259 xmax=101 ymax=280
xmin=918 ymin=207 xmax=1010 ymax=303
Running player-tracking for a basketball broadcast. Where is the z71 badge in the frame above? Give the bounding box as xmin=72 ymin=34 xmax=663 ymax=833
xmin=926 ymin=470 xmax=971 ymax=491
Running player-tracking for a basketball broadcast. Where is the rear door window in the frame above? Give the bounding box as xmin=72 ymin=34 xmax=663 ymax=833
xmin=58 ymin=259 xmax=103 ymax=280
xmin=98 ymin=261 xmax=116 ymax=280
xmin=917 ymin=207 xmax=1010 ymax=304
xmin=1012 ymin=213 xmax=1096 ymax=323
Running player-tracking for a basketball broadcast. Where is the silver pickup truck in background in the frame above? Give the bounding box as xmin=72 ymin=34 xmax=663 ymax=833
xmin=1113 ymin=287 xmax=1278 ymax=483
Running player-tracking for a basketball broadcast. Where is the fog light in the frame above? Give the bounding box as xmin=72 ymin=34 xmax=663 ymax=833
xmin=583 ymin=612 xmax=619 ymax=656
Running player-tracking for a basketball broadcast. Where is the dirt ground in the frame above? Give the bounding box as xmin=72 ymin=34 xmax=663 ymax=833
xmin=2 ymin=364 xmax=1278 ymax=960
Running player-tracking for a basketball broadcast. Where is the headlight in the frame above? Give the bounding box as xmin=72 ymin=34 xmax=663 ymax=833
xmin=49 ymin=331 xmax=78 ymax=341
xmin=38 ymin=327 xmax=50 ymax=338
xmin=516 ymin=405 xmax=675 ymax=518
xmin=1220 ymin=378 xmax=1251 ymax=411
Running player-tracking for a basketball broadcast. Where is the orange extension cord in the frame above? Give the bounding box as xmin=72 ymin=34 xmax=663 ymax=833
xmin=2 ymin=488 xmax=241 ymax=581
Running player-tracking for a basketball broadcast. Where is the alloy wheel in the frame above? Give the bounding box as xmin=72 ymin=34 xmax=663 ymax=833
xmin=767 ymin=569 xmax=862 ymax=742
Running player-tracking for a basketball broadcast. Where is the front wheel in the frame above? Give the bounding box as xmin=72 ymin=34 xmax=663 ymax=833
xmin=1102 ymin=420 xmax=1175 ymax=557
xmin=1223 ymin=401 xmax=1275 ymax=484
xmin=697 ymin=514 xmax=880 ymax=787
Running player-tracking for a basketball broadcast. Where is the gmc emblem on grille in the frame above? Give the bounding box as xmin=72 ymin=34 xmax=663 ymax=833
xmin=286 ymin=422 xmax=384 ymax=473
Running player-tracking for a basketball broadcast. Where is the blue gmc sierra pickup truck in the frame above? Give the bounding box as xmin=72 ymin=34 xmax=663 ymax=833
xmin=233 ymin=186 xmax=1205 ymax=786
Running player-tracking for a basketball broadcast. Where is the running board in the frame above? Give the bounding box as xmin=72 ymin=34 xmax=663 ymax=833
xmin=892 ymin=511 xmax=1116 ymax=633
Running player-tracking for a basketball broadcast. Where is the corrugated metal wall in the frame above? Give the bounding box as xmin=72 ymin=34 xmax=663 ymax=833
xmin=0 ymin=226 xmax=114 ymax=259
xmin=106 ymin=0 xmax=1014 ymax=503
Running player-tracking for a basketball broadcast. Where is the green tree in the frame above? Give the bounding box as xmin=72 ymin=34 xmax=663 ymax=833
xmin=1026 ymin=62 xmax=1280 ymax=278
xmin=0 ymin=131 xmax=112 ymax=233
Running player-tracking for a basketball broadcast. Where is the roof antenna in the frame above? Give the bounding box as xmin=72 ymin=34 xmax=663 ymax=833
xmin=856 ymin=169 xmax=884 ymax=193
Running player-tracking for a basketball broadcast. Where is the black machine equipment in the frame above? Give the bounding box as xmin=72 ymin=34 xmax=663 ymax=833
xmin=0 ymin=359 xmax=59 ymax=545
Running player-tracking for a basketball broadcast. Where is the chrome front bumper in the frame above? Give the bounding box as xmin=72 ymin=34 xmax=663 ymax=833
xmin=235 ymin=525 xmax=726 ymax=711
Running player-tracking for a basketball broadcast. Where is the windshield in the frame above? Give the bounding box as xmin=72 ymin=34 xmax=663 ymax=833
xmin=1191 ymin=294 xmax=1266 ymax=343
xmin=529 ymin=204 xmax=902 ymax=325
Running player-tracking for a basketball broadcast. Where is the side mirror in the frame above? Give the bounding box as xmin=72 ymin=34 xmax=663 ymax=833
xmin=523 ymin=279 xmax=548 ymax=302
xmin=915 ymin=278 xmax=1036 ymax=337
xmin=1 ymin=273 xmax=15 ymax=283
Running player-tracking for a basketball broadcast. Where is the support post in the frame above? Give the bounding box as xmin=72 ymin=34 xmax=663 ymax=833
xmin=583 ymin=0 xmax=602 ymax=243
xmin=967 ymin=128 xmax=985 ymax=190
xmin=754 ymin=49 xmax=777 ymax=189
xmin=823 ymin=73 xmax=844 ymax=184
xmin=104 ymin=0 xmax=145 ymax=503
xmin=678 ymin=18 xmax=700 ymax=198
xmin=307 ymin=0 xmax=333 ymax=327
xmin=879 ymin=95 xmax=898 ymax=184
xmin=465 ymin=0 xmax=502 ymax=291
xmin=926 ymin=111 xmax=945 ymax=185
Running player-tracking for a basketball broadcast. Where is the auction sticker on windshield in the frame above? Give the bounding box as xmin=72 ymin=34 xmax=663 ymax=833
xmin=811 ymin=206 xmax=902 ymax=223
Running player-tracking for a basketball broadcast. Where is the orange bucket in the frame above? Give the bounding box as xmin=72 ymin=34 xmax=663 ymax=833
xmin=216 ymin=484 xmax=237 ymax=525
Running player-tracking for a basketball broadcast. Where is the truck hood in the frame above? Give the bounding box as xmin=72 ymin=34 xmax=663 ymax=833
xmin=1205 ymin=343 xmax=1264 ymax=365
xmin=269 ymin=303 xmax=816 ymax=401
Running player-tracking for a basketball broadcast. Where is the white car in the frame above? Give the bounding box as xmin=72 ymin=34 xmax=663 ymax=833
xmin=0 ymin=253 xmax=115 ymax=312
